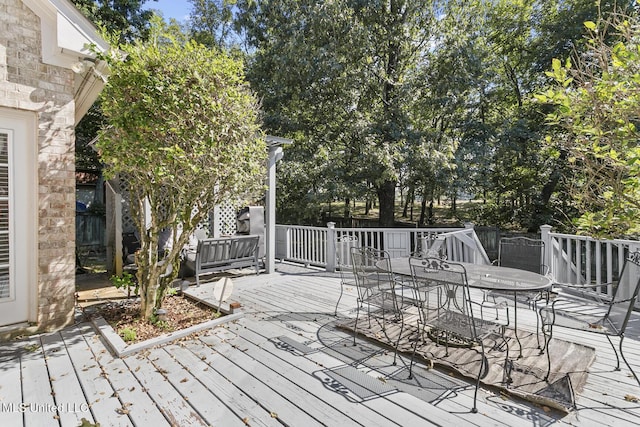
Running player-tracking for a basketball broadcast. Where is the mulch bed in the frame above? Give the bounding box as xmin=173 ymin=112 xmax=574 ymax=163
xmin=81 ymin=294 xmax=220 ymax=343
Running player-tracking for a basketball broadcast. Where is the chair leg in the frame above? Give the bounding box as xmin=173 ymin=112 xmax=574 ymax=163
xmin=617 ymin=334 xmax=640 ymax=387
xmin=392 ymin=312 xmax=404 ymax=366
xmin=408 ymin=320 xmax=421 ymax=379
xmin=334 ymin=281 xmax=344 ymax=316
xmin=472 ymin=343 xmax=488 ymax=413
xmin=500 ymin=327 xmax=512 ymax=384
xmin=353 ymin=303 xmax=361 ymax=346
xmin=531 ymin=300 xmax=542 ymax=350
xmin=605 ymin=334 xmax=622 ymax=371
xmin=540 ymin=305 xmax=554 ymax=381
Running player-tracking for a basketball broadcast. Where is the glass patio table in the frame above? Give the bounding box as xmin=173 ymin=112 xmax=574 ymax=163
xmin=380 ymin=257 xmax=553 ymax=357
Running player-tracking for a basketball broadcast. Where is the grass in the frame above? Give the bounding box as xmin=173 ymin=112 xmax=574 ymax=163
xmin=324 ymin=199 xmax=478 ymax=226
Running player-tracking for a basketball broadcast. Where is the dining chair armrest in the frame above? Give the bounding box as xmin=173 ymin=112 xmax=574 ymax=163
xmin=539 ymin=282 xmax=613 ymax=327
xmin=556 ymin=281 xmax=613 ymax=300
xmin=560 ymin=282 xmax=612 ymax=290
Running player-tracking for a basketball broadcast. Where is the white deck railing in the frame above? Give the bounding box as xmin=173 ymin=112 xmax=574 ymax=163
xmin=275 ymin=222 xmax=491 ymax=269
xmin=541 ymin=225 xmax=640 ymax=299
xmin=275 ymin=222 xmax=639 ymax=300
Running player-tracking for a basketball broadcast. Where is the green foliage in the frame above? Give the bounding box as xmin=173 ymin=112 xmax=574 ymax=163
xmin=79 ymin=418 xmax=100 ymax=427
xmin=232 ymin=0 xmax=628 ymax=230
xmin=69 ymin=0 xmax=157 ymax=43
xmin=119 ymin=327 xmax=137 ymax=342
xmin=539 ymin=10 xmax=640 ymax=238
xmin=237 ymin=0 xmax=438 ymax=226
xmin=188 ymin=0 xmax=242 ymax=51
xmin=71 ymin=1 xmax=160 ymax=171
xmin=97 ymin=23 xmax=266 ymax=320
xmin=110 ymin=271 xmax=138 ymax=295
xmin=150 ymin=317 xmax=171 ymax=330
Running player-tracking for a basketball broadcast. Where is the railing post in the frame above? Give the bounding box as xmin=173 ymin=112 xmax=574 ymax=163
xmin=540 ymin=224 xmax=553 ymax=280
xmin=326 ymin=222 xmax=336 ymax=272
xmin=463 ymin=222 xmax=474 ymax=262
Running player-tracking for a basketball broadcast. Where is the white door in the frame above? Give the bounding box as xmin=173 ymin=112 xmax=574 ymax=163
xmin=0 ymin=110 xmax=36 ymax=326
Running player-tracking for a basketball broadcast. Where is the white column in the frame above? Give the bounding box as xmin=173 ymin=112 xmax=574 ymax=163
xmin=326 ymin=222 xmax=336 ymax=272
xmin=540 ymin=224 xmax=553 ymax=280
xmin=265 ymin=145 xmax=283 ymax=273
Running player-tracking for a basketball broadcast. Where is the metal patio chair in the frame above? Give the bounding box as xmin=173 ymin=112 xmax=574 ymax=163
xmin=540 ymin=250 xmax=640 ymax=386
xmin=407 ymin=257 xmax=508 ymax=413
xmin=485 ymin=237 xmax=550 ymax=347
xmin=350 ymin=246 xmax=405 ymax=365
xmin=334 ymin=234 xmax=359 ymax=315
xmin=494 ymin=237 xmax=549 ymax=275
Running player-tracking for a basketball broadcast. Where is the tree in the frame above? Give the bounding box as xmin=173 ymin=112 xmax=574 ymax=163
xmin=97 ymin=25 xmax=266 ymax=321
xmin=188 ymin=0 xmax=242 ymax=50
xmin=72 ymin=0 xmax=160 ymax=173
xmin=70 ymin=0 xmax=158 ymax=43
xmin=537 ymin=10 xmax=640 ymax=238
xmin=234 ymin=0 xmax=440 ymax=226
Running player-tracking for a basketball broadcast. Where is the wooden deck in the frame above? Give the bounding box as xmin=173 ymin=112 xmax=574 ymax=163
xmin=2 ymin=262 xmax=640 ymax=426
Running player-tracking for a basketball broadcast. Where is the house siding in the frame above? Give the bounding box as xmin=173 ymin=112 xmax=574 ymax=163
xmin=1 ymin=0 xmax=78 ymax=332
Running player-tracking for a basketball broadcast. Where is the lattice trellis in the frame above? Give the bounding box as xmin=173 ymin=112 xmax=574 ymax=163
xmin=118 ymin=175 xmax=239 ymax=238
xmin=214 ymin=201 xmax=238 ymax=237
xmin=118 ymin=176 xmax=136 ymax=233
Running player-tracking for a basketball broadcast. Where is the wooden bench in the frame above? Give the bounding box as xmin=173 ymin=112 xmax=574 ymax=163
xmin=182 ymin=235 xmax=261 ymax=286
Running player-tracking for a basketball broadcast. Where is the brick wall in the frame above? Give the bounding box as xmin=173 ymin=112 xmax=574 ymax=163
xmin=0 ymin=0 xmax=78 ymax=331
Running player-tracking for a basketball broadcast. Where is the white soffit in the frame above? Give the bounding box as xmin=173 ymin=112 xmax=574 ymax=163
xmin=22 ymin=0 xmax=109 ymax=68
xmin=22 ymin=0 xmax=110 ymax=120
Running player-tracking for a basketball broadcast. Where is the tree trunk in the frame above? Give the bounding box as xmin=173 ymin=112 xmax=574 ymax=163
xmin=377 ymin=180 xmax=396 ymax=227
xmin=403 ymin=185 xmax=414 ymax=218
xmin=428 ymin=199 xmax=434 ymax=225
xmin=419 ymin=196 xmax=427 ymax=226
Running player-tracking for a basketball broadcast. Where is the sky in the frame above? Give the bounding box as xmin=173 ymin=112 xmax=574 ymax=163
xmin=143 ymin=0 xmax=192 ymax=23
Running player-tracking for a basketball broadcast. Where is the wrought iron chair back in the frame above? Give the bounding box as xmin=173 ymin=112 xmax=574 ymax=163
xmin=350 ymin=246 xmax=404 ymax=364
xmin=541 ymin=250 xmax=640 ymax=386
xmin=489 ymin=237 xmax=549 ymax=348
xmin=407 ymin=257 xmax=507 ymax=413
xmin=604 ymin=251 xmax=640 ymax=336
xmin=496 ymin=237 xmax=547 ymax=275
xmin=408 ymin=256 xmax=446 ymax=325
xmin=334 ymin=235 xmax=359 ymax=315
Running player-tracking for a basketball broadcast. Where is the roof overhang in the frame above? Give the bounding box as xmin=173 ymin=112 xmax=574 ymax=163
xmin=22 ymin=0 xmax=110 ymax=122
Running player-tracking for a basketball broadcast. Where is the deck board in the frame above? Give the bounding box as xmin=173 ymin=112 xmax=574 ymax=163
xmin=3 ymin=263 xmax=640 ymax=426
xmin=197 ymin=331 xmax=369 ymax=426
xmin=144 ymin=346 xmax=249 ymax=427
xmin=40 ymin=332 xmax=95 ymax=426
xmin=122 ymin=351 xmax=209 ymax=426
xmin=223 ymin=317 xmax=457 ymax=427
xmin=231 ymin=296 xmax=549 ymax=427
xmin=20 ymin=337 xmax=59 ymax=427
xmin=164 ymin=342 xmax=283 ymax=427
xmin=59 ymin=325 xmax=133 ymax=427
xmin=181 ymin=337 xmax=325 ymax=426
xmin=0 ymin=352 xmax=24 ymax=426
xmin=82 ymin=332 xmax=169 ymax=426
xmin=212 ymin=322 xmax=425 ymax=426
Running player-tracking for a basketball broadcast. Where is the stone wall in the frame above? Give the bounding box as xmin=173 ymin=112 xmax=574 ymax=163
xmin=0 ymin=0 xmax=78 ymax=332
